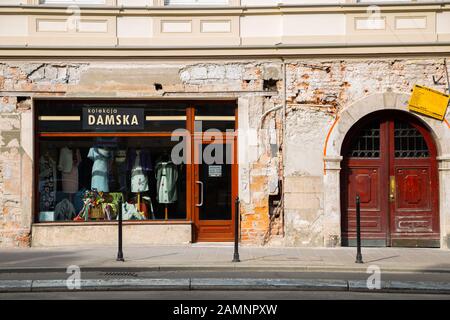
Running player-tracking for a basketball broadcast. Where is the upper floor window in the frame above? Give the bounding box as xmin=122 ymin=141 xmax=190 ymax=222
xmin=164 ymin=0 xmax=229 ymax=5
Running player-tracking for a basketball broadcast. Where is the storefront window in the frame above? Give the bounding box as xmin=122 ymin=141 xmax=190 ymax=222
xmin=36 ymin=101 xmax=189 ymax=223
xmin=38 ymin=136 xmax=187 ymax=222
xmin=35 ymin=100 xmax=237 ymax=225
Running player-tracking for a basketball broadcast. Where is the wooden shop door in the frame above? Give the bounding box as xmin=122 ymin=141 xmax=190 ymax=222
xmin=341 ymin=112 xmax=439 ymax=247
xmin=193 ymin=134 xmax=237 ymax=242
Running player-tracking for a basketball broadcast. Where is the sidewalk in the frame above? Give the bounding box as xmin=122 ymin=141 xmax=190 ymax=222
xmin=1 ymin=244 xmax=450 ymax=273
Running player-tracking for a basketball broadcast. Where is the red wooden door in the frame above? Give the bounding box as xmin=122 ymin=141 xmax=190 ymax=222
xmin=341 ymin=112 xmax=439 ymax=247
xmin=341 ymin=119 xmax=389 ymax=246
xmin=388 ymin=120 xmax=440 ymax=247
xmin=193 ymin=135 xmax=237 ymax=242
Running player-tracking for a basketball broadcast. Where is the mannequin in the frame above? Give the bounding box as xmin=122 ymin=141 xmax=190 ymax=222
xmin=59 ymin=147 xmax=81 ymax=200
xmin=155 ymin=152 xmax=178 ymax=220
xmin=88 ymin=147 xmax=112 ymax=192
xmin=129 ymin=148 xmax=152 ymax=218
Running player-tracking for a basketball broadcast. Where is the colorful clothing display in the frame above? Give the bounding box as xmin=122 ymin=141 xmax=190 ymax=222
xmin=155 ymin=161 xmax=178 ymax=204
xmin=39 ymin=154 xmax=57 ymax=212
xmin=130 ymin=149 xmax=151 ymax=193
xmin=101 ymin=192 xmax=124 ymax=220
xmin=54 ymin=198 xmax=76 ymax=221
xmin=74 ymin=189 xmax=106 ymax=221
xmin=87 ymin=147 xmax=112 ymax=192
xmin=57 ymin=147 xmax=73 ymax=173
xmin=121 ymin=202 xmax=146 ymax=220
xmin=129 ymin=195 xmax=154 ymax=220
xmin=38 ymin=143 xmax=184 ymax=222
xmin=60 ymin=148 xmax=82 ymax=194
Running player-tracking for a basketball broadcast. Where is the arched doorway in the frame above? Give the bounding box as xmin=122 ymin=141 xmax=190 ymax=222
xmin=341 ymin=110 xmax=440 ymax=247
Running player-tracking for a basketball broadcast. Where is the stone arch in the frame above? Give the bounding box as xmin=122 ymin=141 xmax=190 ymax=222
xmin=322 ymin=92 xmax=450 ymax=249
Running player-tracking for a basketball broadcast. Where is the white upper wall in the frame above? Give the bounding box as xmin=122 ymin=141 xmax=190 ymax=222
xmin=117 ymin=0 xmax=153 ymax=5
xmin=2 ymin=0 xmax=28 ymax=4
xmin=241 ymin=14 xmax=346 ymax=38
xmin=0 ymin=15 xmax=28 ymax=36
xmin=241 ymin=15 xmax=281 ymax=37
xmin=165 ymin=0 xmax=229 ymax=4
xmin=241 ymin=0 xmax=345 ymax=5
xmin=283 ymin=14 xmax=346 ymax=35
xmin=117 ymin=17 xmax=153 ymax=37
xmin=40 ymin=0 xmax=106 ymax=4
xmin=437 ymin=12 xmax=450 ymax=34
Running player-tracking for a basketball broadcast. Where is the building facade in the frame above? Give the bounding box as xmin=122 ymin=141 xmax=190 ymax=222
xmin=0 ymin=0 xmax=449 ymax=249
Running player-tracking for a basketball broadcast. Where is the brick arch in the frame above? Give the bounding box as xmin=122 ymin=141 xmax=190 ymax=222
xmin=322 ymin=92 xmax=450 ymax=248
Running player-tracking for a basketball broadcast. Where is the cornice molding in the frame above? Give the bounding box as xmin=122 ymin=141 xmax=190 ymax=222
xmin=1 ymin=3 xmax=450 ymax=16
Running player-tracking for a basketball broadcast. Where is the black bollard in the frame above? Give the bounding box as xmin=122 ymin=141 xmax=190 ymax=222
xmin=117 ymin=200 xmax=125 ymax=262
xmin=355 ymin=195 xmax=363 ymax=264
xmin=232 ymin=197 xmax=240 ymax=263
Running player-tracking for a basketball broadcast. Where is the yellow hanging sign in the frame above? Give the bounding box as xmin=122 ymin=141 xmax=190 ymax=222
xmin=408 ymin=85 xmax=450 ymax=121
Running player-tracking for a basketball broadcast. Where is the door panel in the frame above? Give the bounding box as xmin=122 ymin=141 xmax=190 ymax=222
xmin=198 ymin=143 xmax=232 ymax=221
xmin=342 ymin=164 xmax=387 ymax=244
xmin=193 ymin=137 xmax=236 ymax=242
xmin=341 ymin=112 xmax=439 ymax=248
xmin=394 ymin=166 xmax=434 ymax=234
xmin=341 ymin=119 xmax=388 ymax=246
xmin=395 ymin=166 xmax=431 ymax=211
xmin=389 ymin=119 xmax=439 ymax=246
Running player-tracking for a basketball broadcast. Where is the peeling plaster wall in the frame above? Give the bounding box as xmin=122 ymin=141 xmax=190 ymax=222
xmin=0 ymin=57 xmax=449 ymax=248
xmin=0 ymin=102 xmax=32 ymax=247
xmin=283 ymin=58 xmax=450 ymax=247
xmin=0 ymin=60 xmax=285 ymax=247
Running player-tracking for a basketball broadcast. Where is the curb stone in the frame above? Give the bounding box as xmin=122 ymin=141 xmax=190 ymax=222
xmin=31 ymin=279 xmax=190 ymax=292
xmin=190 ymin=279 xmax=348 ymax=291
xmin=349 ymin=280 xmax=450 ymax=294
xmin=386 ymin=281 xmax=450 ymax=294
xmin=1 ymin=279 xmax=450 ymax=294
xmin=0 ymin=280 xmax=32 ymax=292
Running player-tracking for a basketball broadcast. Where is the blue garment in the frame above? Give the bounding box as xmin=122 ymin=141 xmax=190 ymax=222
xmin=88 ymin=147 xmax=112 ymax=192
xmin=155 ymin=161 xmax=178 ymax=204
xmin=127 ymin=149 xmax=152 ymax=172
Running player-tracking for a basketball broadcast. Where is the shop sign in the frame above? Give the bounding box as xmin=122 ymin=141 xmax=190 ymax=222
xmin=408 ymin=85 xmax=450 ymax=121
xmin=83 ymin=107 xmax=144 ymax=131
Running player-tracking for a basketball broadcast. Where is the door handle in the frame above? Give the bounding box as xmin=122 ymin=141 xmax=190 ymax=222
xmin=389 ymin=176 xmax=396 ymax=202
xmin=196 ymin=181 xmax=204 ymax=207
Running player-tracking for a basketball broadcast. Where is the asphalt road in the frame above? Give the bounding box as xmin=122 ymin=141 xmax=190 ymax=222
xmin=1 ymin=290 xmax=449 ymax=300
